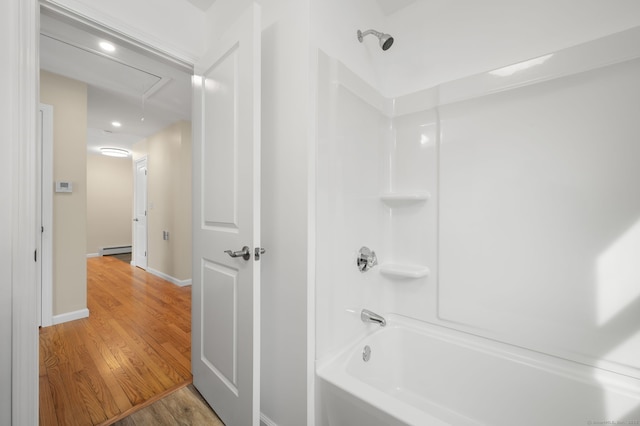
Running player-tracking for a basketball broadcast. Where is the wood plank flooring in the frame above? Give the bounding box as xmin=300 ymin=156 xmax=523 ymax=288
xmin=40 ymin=256 xmax=194 ymax=426
xmin=112 ymin=385 xmax=223 ymax=426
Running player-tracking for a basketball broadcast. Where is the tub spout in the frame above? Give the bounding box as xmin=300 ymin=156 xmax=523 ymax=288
xmin=361 ymin=309 xmax=386 ymax=327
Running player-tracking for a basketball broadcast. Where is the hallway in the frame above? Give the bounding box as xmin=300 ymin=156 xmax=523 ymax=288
xmin=39 ymin=256 xmax=192 ymax=425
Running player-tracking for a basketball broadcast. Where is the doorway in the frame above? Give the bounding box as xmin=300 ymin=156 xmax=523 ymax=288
xmin=133 ymin=156 xmax=148 ymax=269
xmin=38 ymin=5 xmax=195 ymax=424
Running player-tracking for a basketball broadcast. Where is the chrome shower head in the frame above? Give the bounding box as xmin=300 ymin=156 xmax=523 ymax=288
xmin=357 ymin=29 xmax=394 ymax=51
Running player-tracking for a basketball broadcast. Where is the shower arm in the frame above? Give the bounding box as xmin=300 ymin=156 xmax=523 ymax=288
xmin=357 ymin=29 xmax=382 ymax=43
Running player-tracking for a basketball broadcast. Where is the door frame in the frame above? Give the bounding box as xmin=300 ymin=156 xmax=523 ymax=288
xmin=38 ymin=104 xmax=54 ymax=327
xmin=22 ymin=3 xmax=197 ymax=424
xmin=8 ymin=0 xmax=39 ymax=423
xmin=132 ymin=156 xmax=148 ymax=270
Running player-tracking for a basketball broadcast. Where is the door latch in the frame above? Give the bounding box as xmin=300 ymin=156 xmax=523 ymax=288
xmin=254 ymin=247 xmax=266 ymax=261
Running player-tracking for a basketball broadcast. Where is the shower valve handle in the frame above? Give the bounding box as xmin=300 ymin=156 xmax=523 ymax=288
xmin=357 ymin=246 xmax=378 ymax=272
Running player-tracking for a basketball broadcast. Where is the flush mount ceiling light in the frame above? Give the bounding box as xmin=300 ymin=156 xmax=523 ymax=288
xmin=100 ymin=147 xmax=129 ymax=158
xmin=99 ymin=41 xmax=116 ymax=52
xmin=111 ymin=121 xmax=122 ymax=127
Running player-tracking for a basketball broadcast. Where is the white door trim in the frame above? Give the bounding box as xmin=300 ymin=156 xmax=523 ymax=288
xmin=10 ymin=0 xmax=39 ymax=423
xmin=40 ymin=1 xmax=197 ymax=67
xmin=38 ymin=104 xmax=54 ymax=328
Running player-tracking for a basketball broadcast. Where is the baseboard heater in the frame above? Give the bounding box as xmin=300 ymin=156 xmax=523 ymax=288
xmin=99 ymin=245 xmax=132 ymax=256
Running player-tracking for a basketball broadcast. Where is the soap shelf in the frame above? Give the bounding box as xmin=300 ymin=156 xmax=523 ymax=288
xmin=380 ymin=263 xmax=430 ymax=279
xmin=379 ymin=192 xmax=430 ymax=205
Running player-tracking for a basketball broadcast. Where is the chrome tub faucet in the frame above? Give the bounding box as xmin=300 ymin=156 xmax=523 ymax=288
xmin=361 ymin=309 xmax=386 ymax=327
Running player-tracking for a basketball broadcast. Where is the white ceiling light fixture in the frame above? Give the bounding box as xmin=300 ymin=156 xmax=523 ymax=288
xmin=111 ymin=121 xmax=122 ymax=127
xmin=99 ymin=41 xmax=116 ymax=52
xmin=100 ymin=147 xmax=129 ymax=158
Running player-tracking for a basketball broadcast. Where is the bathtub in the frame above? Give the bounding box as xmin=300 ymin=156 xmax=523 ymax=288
xmin=316 ymin=315 xmax=640 ymax=426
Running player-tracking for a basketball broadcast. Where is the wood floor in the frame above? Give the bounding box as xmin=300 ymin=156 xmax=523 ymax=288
xmin=112 ymin=385 xmax=223 ymax=426
xmin=39 ymin=256 xmax=194 ymax=425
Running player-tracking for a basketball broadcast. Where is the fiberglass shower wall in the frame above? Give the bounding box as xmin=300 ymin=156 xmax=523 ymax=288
xmin=316 ymin=25 xmax=640 ymax=383
xmin=434 ymin=45 xmax=640 ymax=377
xmin=315 ymin=51 xmax=440 ymax=361
xmin=316 ymin=52 xmax=394 ymax=360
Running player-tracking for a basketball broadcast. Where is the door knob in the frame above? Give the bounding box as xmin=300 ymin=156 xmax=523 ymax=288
xmin=224 ymin=246 xmax=251 ymax=261
xmin=133 ymin=218 xmax=139 ymax=222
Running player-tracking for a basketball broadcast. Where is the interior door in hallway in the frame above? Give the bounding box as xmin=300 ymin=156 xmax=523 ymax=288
xmin=134 ymin=157 xmax=148 ymax=269
xmin=191 ymin=3 xmax=261 ymax=426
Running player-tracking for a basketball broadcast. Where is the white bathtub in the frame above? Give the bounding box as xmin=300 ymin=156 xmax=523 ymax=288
xmin=317 ymin=315 xmax=640 ymax=426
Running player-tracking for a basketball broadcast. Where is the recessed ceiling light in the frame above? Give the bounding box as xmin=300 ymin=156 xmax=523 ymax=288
xmin=111 ymin=121 xmax=122 ymax=128
xmin=100 ymin=147 xmax=129 ymax=158
xmin=99 ymin=41 xmax=116 ymax=52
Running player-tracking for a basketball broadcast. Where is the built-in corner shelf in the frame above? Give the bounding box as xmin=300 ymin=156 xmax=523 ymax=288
xmin=379 ymin=191 xmax=430 ymax=206
xmin=380 ymin=263 xmax=430 ymax=279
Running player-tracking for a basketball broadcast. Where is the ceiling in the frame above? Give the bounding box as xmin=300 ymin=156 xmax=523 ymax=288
xmin=185 ymin=0 xmax=216 ymax=12
xmin=185 ymin=0 xmax=418 ymax=15
xmin=39 ymin=10 xmax=193 ymax=155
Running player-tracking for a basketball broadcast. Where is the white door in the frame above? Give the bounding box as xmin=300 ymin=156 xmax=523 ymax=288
xmin=192 ymin=3 xmax=261 ymax=426
xmin=134 ymin=157 xmax=148 ymax=269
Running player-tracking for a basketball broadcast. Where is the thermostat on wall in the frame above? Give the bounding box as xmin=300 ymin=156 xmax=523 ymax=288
xmin=55 ymin=181 xmax=73 ymax=193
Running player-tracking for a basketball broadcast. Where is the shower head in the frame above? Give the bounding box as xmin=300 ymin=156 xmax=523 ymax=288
xmin=357 ymin=29 xmax=394 ymax=51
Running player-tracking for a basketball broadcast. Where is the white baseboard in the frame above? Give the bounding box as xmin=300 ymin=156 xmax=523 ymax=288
xmin=86 ymin=253 xmax=99 ymax=258
xmin=147 ymin=267 xmax=192 ymax=287
xmin=52 ymin=308 xmax=90 ymax=325
xmin=261 ymin=413 xmax=278 ymax=426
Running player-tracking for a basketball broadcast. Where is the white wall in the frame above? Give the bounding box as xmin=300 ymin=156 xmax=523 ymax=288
xmin=259 ymin=1 xmax=313 ymax=424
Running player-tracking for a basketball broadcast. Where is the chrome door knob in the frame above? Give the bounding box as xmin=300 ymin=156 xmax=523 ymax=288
xmin=224 ymin=246 xmax=251 ymax=261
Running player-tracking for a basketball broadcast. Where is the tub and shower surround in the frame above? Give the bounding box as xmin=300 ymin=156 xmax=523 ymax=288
xmin=316 ymin=26 xmax=640 ymax=426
